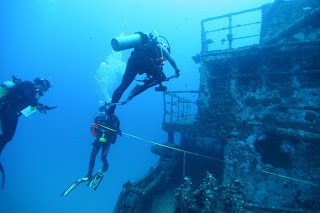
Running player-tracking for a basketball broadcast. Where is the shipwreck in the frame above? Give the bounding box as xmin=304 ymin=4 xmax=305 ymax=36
xmin=114 ymin=0 xmax=320 ymax=212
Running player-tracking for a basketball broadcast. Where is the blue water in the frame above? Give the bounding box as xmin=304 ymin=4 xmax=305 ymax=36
xmin=0 ymin=0 xmax=274 ymax=212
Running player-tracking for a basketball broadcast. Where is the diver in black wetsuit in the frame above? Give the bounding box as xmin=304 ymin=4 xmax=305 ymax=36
xmin=0 ymin=76 xmax=57 ymax=189
xmin=61 ymin=107 xmax=121 ymax=195
xmin=86 ymin=109 xmax=121 ymax=180
xmin=107 ymin=37 xmax=180 ymax=115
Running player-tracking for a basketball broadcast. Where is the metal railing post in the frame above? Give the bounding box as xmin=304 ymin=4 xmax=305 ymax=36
xmin=228 ymin=13 xmax=233 ymax=49
xmin=170 ymin=95 xmax=173 ymax=122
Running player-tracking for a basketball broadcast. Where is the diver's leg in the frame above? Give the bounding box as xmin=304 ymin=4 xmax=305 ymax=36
xmin=0 ymin=111 xmax=18 ymax=154
xmin=112 ymin=64 xmax=137 ymax=103
xmin=87 ymin=140 xmax=101 ymax=178
xmin=86 ymin=142 xmax=110 ymax=190
xmin=108 ymin=57 xmax=138 ymax=114
xmin=125 ymin=55 xmax=167 ymax=100
xmin=126 ymin=65 xmax=166 ymax=100
xmin=127 ymin=80 xmax=158 ymax=101
xmin=0 ymin=111 xmax=18 ymax=189
xmin=101 ymin=143 xmax=111 ymax=172
xmin=152 ymin=69 xmax=167 ymax=83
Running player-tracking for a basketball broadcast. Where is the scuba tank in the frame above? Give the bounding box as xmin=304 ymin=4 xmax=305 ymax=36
xmin=111 ymin=32 xmax=151 ymax=52
xmin=0 ymin=81 xmax=15 ymax=98
xmin=111 ymin=30 xmax=171 ymax=55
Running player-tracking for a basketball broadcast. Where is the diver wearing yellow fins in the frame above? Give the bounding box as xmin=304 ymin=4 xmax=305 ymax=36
xmin=0 ymin=76 xmax=57 ymax=189
xmin=105 ymin=31 xmax=181 ymax=114
xmin=61 ymin=106 xmax=121 ymax=196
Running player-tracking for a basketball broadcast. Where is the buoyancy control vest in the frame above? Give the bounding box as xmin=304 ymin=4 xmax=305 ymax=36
xmin=0 ymin=78 xmax=39 ymax=116
xmin=133 ymin=42 xmax=165 ymax=67
xmin=92 ymin=114 xmax=120 ymax=144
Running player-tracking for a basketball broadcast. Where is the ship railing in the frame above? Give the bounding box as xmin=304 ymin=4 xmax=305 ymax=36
xmin=163 ymin=90 xmax=199 ymax=124
xmin=201 ymin=6 xmax=263 ymax=52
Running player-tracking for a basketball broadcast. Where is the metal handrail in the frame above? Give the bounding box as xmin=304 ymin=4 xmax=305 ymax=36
xmin=201 ymin=6 xmax=263 ymax=52
xmin=163 ymin=91 xmax=199 ymax=123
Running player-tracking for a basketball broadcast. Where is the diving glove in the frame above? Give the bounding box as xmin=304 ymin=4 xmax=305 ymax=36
xmin=37 ymin=104 xmax=58 ymax=114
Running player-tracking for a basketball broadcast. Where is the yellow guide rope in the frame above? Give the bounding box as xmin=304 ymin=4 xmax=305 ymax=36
xmin=97 ymin=123 xmax=319 ymax=187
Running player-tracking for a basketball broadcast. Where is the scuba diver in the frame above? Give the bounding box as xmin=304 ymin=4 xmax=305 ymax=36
xmin=106 ymin=31 xmax=181 ymax=115
xmin=61 ymin=106 xmax=121 ymax=196
xmin=0 ymin=76 xmax=57 ymax=189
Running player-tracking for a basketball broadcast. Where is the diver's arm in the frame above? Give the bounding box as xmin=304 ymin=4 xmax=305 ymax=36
xmin=36 ymin=103 xmax=58 ymax=114
xmin=160 ymin=45 xmax=180 ymax=77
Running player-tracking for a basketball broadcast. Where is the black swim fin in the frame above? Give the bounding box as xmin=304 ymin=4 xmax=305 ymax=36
xmin=61 ymin=176 xmax=90 ymax=196
xmin=87 ymin=168 xmax=105 ymax=191
xmin=0 ymin=161 xmax=5 ymax=190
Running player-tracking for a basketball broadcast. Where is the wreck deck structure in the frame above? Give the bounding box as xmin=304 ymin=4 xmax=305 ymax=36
xmin=114 ymin=0 xmax=320 ymax=212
